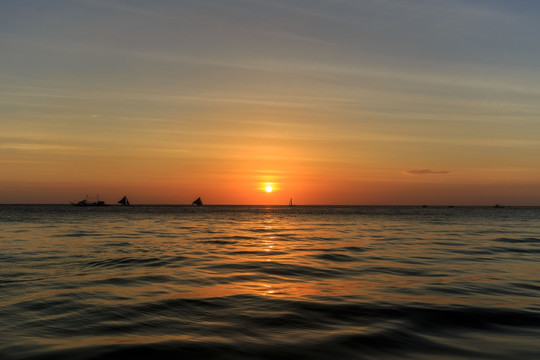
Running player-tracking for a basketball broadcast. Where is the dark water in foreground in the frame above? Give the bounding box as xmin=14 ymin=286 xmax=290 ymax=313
xmin=1 ymin=205 xmax=540 ymax=359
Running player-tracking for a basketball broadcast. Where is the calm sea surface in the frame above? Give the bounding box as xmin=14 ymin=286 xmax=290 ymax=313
xmin=1 ymin=205 xmax=540 ymax=359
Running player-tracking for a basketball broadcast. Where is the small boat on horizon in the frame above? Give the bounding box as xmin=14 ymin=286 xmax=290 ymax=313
xmin=289 ymin=198 xmax=294 ymax=206
xmin=71 ymin=194 xmax=108 ymax=207
xmin=192 ymin=197 xmax=203 ymax=206
xmin=118 ymin=195 xmax=130 ymax=206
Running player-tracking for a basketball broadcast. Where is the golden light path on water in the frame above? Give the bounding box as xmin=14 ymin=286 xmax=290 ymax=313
xmin=72 ymin=206 xmax=536 ymax=309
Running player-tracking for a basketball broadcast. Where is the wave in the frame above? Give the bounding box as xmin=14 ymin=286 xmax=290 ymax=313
xmin=494 ymin=237 xmax=540 ymax=244
xmin=5 ymin=295 xmax=540 ymax=359
xmin=83 ymin=256 xmax=190 ymax=269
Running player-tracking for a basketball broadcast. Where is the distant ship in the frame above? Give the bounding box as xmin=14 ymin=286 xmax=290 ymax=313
xmin=118 ymin=195 xmax=130 ymax=206
xmin=289 ymin=198 xmax=293 ymax=206
xmin=192 ymin=197 xmax=203 ymax=206
xmin=71 ymin=194 xmax=108 ymax=206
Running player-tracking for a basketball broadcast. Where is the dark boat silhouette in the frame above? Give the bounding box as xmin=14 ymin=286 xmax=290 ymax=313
xmin=118 ymin=195 xmax=130 ymax=206
xmin=289 ymin=198 xmax=293 ymax=206
xmin=71 ymin=194 xmax=108 ymax=206
xmin=192 ymin=197 xmax=203 ymax=206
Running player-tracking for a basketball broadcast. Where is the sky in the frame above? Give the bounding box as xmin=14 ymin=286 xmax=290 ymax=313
xmin=1 ymin=0 xmax=540 ymax=205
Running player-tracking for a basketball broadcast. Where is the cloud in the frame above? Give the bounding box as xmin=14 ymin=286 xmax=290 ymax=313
xmin=403 ymin=169 xmax=450 ymax=176
xmin=0 ymin=143 xmax=80 ymax=151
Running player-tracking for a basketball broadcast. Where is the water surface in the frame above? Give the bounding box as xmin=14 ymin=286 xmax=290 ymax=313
xmin=1 ymin=205 xmax=540 ymax=359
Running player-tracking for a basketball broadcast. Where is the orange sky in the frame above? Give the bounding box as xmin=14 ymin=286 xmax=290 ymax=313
xmin=2 ymin=1 xmax=540 ymax=205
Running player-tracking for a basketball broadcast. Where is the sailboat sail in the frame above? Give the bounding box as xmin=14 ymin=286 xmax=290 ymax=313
xmin=118 ymin=196 xmax=130 ymax=206
xmin=289 ymin=198 xmax=293 ymax=206
xmin=192 ymin=197 xmax=203 ymax=206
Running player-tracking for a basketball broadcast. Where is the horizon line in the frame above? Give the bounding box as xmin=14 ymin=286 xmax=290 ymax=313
xmin=0 ymin=203 xmax=535 ymax=207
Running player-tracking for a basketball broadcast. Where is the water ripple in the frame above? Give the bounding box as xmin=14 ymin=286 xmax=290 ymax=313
xmin=1 ymin=205 xmax=540 ymax=359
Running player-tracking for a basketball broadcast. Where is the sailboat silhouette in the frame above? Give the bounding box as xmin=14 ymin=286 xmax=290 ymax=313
xmin=118 ymin=195 xmax=130 ymax=206
xmin=192 ymin=197 xmax=203 ymax=206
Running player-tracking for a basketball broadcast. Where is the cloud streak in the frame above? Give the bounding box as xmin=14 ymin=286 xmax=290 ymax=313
xmin=403 ymin=169 xmax=451 ymax=176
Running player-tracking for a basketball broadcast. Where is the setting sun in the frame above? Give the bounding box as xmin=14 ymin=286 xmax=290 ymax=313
xmin=265 ymin=186 xmax=273 ymax=193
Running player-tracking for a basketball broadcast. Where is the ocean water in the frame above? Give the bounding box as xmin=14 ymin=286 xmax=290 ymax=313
xmin=1 ymin=205 xmax=540 ymax=359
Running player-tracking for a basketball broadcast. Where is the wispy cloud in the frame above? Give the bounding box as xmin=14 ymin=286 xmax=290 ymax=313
xmin=403 ymin=169 xmax=451 ymax=176
xmin=0 ymin=143 xmax=80 ymax=151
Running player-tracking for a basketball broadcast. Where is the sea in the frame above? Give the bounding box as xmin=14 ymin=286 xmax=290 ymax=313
xmin=1 ymin=205 xmax=540 ymax=359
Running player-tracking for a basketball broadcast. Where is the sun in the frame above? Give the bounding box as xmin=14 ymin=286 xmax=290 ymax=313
xmin=265 ymin=185 xmax=273 ymax=193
